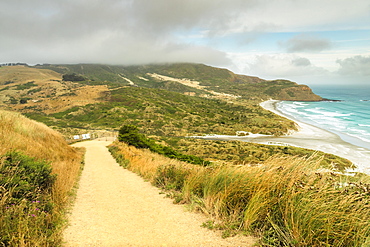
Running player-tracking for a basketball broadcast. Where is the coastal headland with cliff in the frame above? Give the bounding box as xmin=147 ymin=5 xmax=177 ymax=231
xmin=1 ymin=63 xmax=369 ymax=246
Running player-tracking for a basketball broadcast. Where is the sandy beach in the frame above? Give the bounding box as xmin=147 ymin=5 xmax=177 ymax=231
xmin=199 ymin=100 xmax=370 ymax=174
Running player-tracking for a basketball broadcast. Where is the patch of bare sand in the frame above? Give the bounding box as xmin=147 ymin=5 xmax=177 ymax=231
xmin=63 ymin=140 xmax=255 ymax=247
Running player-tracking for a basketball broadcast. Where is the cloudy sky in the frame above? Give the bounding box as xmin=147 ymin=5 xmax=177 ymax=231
xmin=1 ymin=0 xmax=370 ymax=86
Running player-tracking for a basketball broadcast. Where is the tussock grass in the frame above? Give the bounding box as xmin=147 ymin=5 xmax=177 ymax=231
xmin=109 ymin=142 xmax=195 ymax=180
xmin=0 ymin=110 xmax=83 ymax=204
xmin=110 ymin=142 xmax=370 ymax=246
xmin=0 ymin=110 xmax=83 ymax=246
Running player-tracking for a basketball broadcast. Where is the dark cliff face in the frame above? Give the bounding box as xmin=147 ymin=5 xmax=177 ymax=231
xmin=274 ymin=85 xmax=323 ymax=101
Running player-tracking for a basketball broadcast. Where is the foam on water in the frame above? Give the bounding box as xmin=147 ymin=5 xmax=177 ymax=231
xmin=276 ymin=85 xmax=370 ymax=149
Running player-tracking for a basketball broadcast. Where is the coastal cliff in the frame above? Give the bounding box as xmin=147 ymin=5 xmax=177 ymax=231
xmin=271 ymin=83 xmax=323 ymax=101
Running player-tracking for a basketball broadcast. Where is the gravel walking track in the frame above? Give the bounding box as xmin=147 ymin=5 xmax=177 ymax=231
xmin=63 ymin=140 xmax=255 ymax=247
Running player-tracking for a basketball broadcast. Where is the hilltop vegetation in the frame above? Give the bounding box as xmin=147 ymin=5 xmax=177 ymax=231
xmin=0 ymin=63 xmax=351 ymax=169
xmin=117 ymin=125 xmax=210 ymax=166
xmin=26 ymin=86 xmax=297 ymax=137
xmin=163 ymin=137 xmax=353 ymax=171
xmin=0 ymin=64 xmax=351 ymax=169
xmin=0 ymin=110 xmax=83 ymax=246
xmin=0 ymin=65 xmax=108 ymax=115
xmin=37 ymin=63 xmax=322 ymax=101
xmin=0 ymin=63 xmax=321 ymax=138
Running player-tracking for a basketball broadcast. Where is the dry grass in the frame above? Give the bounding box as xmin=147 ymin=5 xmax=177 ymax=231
xmin=0 ymin=109 xmax=83 ymax=246
xmin=0 ymin=66 xmax=109 ymax=115
xmin=0 ymin=66 xmax=61 ymax=85
xmin=13 ymin=84 xmax=109 ymax=114
xmin=0 ymin=109 xmax=83 ymax=204
xmin=109 ymin=141 xmax=370 ymax=246
xmin=109 ymin=141 xmax=196 ymax=180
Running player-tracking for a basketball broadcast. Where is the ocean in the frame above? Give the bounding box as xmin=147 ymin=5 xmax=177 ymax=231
xmin=276 ymin=84 xmax=370 ymax=150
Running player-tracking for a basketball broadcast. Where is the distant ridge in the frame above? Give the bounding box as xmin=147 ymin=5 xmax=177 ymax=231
xmin=35 ymin=63 xmax=323 ymax=101
xmin=0 ymin=63 xmax=320 ymax=136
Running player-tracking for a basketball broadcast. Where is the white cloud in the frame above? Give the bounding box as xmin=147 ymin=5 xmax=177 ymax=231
xmin=291 ymin=57 xmax=311 ymax=67
xmin=1 ymin=0 xmax=369 ymax=84
xmin=337 ymin=55 xmax=370 ymax=77
xmin=224 ymin=0 xmax=370 ymax=34
xmin=230 ymin=53 xmax=327 ymax=79
xmin=280 ymin=34 xmax=332 ymax=53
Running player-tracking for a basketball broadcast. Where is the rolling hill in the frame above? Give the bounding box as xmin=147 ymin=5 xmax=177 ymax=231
xmin=0 ymin=63 xmax=323 ymax=138
xmin=35 ymin=63 xmax=322 ymax=101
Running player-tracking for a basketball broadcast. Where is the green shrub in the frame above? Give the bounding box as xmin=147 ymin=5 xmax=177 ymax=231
xmin=62 ymin=73 xmax=86 ymax=82
xmin=118 ymin=125 xmax=210 ymax=166
xmin=0 ymin=151 xmax=57 ymax=246
xmin=118 ymin=125 xmax=153 ymax=149
xmin=0 ymin=151 xmax=56 ymax=203
xmin=154 ymin=165 xmax=190 ymax=191
xmin=28 ymin=87 xmax=42 ymax=94
xmin=14 ymin=81 xmax=37 ymax=90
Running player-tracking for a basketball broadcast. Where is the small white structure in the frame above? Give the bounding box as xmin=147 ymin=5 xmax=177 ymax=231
xmin=82 ymin=134 xmax=91 ymax=140
xmin=267 ymin=141 xmax=290 ymax=146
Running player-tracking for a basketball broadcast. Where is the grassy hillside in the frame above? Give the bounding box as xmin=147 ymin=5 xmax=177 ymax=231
xmin=109 ymin=141 xmax=370 ymax=246
xmin=0 ymin=65 xmax=61 ymax=86
xmin=0 ymin=64 xmax=323 ymax=138
xmin=0 ymin=64 xmax=352 ymax=170
xmin=0 ymin=66 xmax=108 ymax=115
xmin=0 ymin=64 xmax=350 ymax=169
xmin=37 ymin=63 xmax=323 ymax=101
xmin=25 ymin=86 xmax=297 ymax=136
xmin=1 ymin=64 xmax=367 ymax=246
xmin=163 ymin=138 xmax=353 ymax=171
xmin=0 ymin=110 xmax=83 ymax=246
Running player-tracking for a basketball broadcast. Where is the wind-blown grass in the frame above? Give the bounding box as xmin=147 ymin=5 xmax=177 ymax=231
xmin=0 ymin=110 xmax=83 ymax=246
xmin=109 ymin=141 xmax=370 ymax=246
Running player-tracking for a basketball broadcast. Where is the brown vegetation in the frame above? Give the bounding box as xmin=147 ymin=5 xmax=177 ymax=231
xmin=109 ymin=141 xmax=370 ymax=246
xmin=0 ymin=110 xmax=83 ymax=203
xmin=0 ymin=109 xmax=83 ymax=246
xmin=0 ymin=66 xmax=109 ymax=115
xmin=168 ymin=138 xmax=353 ymax=171
xmin=0 ymin=66 xmax=61 ymax=85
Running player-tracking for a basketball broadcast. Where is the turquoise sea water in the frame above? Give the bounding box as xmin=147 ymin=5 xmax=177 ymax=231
xmin=276 ymin=85 xmax=370 ymax=149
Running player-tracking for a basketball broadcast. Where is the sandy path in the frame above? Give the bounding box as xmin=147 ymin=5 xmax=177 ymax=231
xmin=63 ymin=140 xmax=254 ymax=247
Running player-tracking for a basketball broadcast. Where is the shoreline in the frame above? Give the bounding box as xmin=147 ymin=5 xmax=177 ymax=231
xmin=198 ymin=100 xmax=370 ymax=174
xmin=260 ymin=100 xmax=370 ymax=174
